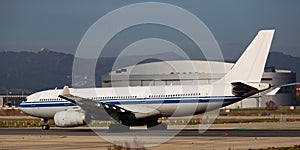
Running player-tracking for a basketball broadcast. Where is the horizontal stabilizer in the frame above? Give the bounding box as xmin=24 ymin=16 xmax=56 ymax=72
xmin=231 ymin=82 xmax=270 ymax=97
xmin=231 ymin=82 xmax=259 ymax=97
xmin=266 ymin=82 xmax=300 ymax=95
xmin=266 ymin=87 xmax=280 ymax=96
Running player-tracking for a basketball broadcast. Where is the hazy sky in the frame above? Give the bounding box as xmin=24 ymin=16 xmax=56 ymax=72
xmin=0 ymin=0 xmax=299 ymax=59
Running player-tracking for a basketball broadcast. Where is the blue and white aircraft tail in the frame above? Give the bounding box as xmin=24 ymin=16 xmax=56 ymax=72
xmin=19 ymin=29 xmax=275 ymax=130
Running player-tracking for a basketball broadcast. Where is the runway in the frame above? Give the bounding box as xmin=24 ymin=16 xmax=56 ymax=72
xmin=0 ymin=128 xmax=300 ymax=149
xmin=1 ymin=128 xmax=300 ymax=137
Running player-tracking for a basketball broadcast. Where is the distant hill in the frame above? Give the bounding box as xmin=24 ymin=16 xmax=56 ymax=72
xmin=0 ymin=50 xmax=116 ymax=94
xmin=0 ymin=50 xmax=73 ymax=94
xmin=267 ymin=52 xmax=300 ymax=81
xmin=0 ymin=50 xmax=298 ymax=94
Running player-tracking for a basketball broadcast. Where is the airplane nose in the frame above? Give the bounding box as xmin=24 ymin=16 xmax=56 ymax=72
xmin=18 ymin=102 xmax=25 ymax=111
xmin=18 ymin=102 xmax=31 ymax=115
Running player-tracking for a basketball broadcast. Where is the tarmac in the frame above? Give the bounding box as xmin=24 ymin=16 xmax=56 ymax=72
xmin=0 ymin=122 xmax=300 ymax=150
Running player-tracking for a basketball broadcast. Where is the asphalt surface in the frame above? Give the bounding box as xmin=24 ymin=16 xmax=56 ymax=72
xmin=1 ymin=128 xmax=300 ymax=149
xmin=1 ymin=128 xmax=300 ymax=137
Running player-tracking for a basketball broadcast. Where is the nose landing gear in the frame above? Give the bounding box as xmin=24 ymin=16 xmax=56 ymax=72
xmin=41 ymin=119 xmax=50 ymax=130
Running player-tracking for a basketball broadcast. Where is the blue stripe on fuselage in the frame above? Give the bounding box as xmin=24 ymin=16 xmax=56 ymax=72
xmin=19 ymin=96 xmax=240 ymax=108
xmin=19 ymin=102 xmax=77 ymax=108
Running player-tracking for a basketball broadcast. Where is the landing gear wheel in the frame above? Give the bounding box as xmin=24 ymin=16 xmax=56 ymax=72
xmin=108 ymin=124 xmax=130 ymax=132
xmin=147 ymin=123 xmax=167 ymax=130
xmin=41 ymin=119 xmax=50 ymax=130
xmin=42 ymin=124 xmax=50 ymax=130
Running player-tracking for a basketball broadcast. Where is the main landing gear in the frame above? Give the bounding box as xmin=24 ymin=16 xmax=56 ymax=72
xmin=41 ymin=119 xmax=50 ymax=130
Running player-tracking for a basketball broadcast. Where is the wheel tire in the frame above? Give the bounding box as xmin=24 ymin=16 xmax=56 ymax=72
xmin=42 ymin=125 xmax=50 ymax=130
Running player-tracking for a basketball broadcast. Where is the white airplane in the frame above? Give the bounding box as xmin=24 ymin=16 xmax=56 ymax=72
xmin=19 ymin=29 xmax=275 ymax=130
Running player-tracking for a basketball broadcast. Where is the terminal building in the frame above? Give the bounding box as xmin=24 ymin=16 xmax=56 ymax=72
xmin=102 ymin=60 xmax=297 ymax=108
xmin=0 ymin=95 xmax=27 ymax=108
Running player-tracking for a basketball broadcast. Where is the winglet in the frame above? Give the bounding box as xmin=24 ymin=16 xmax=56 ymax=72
xmin=59 ymin=86 xmax=76 ymax=104
xmin=61 ymin=86 xmax=71 ymax=96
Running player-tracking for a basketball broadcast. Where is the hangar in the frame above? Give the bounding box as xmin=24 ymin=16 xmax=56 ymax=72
xmin=102 ymin=60 xmax=297 ymax=108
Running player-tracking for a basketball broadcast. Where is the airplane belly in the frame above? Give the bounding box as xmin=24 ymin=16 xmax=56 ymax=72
xmin=136 ymin=99 xmax=232 ymax=117
xmin=136 ymin=103 xmax=213 ymax=117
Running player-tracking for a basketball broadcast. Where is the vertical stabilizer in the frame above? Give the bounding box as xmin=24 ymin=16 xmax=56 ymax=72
xmin=221 ymin=30 xmax=275 ymax=84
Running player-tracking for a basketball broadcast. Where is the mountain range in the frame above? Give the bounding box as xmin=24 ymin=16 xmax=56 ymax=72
xmin=0 ymin=50 xmax=299 ymax=94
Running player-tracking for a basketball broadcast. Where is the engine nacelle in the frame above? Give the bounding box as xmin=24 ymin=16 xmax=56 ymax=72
xmin=54 ymin=110 xmax=86 ymax=127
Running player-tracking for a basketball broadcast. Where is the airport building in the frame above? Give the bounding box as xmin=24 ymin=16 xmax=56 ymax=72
xmin=102 ymin=60 xmax=297 ymax=108
xmin=0 ymin=95 xmax=27 ymax=108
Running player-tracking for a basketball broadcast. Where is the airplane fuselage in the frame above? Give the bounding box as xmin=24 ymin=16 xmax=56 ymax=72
xmin=20 ymin=84 xmax=238 ymax=119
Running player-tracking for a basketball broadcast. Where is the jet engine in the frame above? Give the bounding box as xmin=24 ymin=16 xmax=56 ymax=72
xmin=54 ymin=110 xmax=87 ymax=127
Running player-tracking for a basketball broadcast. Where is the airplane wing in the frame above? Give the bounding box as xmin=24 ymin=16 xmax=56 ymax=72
xmin=58 ymin=86 xmax=160 ymax=120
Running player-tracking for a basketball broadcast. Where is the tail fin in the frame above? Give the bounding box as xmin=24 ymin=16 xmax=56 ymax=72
xmin=221 ymin=29 xmax=275 ymax=84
